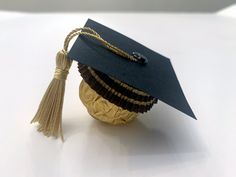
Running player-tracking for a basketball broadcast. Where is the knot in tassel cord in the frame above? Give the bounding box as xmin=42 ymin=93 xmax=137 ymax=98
xmin=54 ymin=50 xmax=71 ymax=80
xmin=31 ymin=50 xmax=72 ymax=141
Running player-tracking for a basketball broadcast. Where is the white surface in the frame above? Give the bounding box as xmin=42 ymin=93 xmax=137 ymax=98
xmin=0 ymin=12 xmax=236 ymax=177
xmin=217 ymin=4 xmax=236 ymax=18
xmin=0 ymin=11 xmax=27 ymax=22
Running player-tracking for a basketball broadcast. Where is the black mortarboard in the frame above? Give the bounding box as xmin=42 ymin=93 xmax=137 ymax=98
xmin=31 ymin=19 xmax=196 ymax=141
xmin=69 ymin=19 xmax=196 ymax=119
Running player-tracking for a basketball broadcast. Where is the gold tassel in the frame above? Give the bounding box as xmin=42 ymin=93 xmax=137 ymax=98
xmin=30 ymin=28 xmax=98 ymax=141
xmin=31 ymin=50 xmax=72 ymax=141
xmin=31 ymin=27 xmax=139 ymax=141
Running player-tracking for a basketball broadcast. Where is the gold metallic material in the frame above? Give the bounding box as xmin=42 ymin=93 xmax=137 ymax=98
xmin=79 ymin=80 xmax=138 ymax=125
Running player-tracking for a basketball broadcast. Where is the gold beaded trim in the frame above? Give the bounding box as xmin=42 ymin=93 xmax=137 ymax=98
xmin=109 ymin=76 xmax=150 ymax=96
xmin=88 ymin=67 xmax=156 ymax=106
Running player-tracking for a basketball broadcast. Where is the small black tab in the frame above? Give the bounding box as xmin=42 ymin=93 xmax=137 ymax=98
xmin=132 ymin=52 xmax=148 ymax=64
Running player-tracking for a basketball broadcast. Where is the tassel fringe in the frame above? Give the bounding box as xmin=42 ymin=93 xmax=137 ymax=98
xmin=31 ymin=50 xmax=72 ymax=141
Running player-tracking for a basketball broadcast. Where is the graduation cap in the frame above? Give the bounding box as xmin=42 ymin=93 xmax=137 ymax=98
xmin=31 ymin=19 xmax=196 ymax=141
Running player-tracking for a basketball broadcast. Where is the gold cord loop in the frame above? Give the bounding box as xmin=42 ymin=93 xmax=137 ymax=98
xmin=63 ymin=27 xmax=138 ymax=62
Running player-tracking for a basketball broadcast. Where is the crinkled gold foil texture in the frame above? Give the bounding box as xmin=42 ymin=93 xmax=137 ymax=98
xmin=79 ymin=80 xmax=137 ymax=125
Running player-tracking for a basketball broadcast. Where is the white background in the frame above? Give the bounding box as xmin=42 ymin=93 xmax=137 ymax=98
xmin=0 ymin=12 xmax=236 ymax=177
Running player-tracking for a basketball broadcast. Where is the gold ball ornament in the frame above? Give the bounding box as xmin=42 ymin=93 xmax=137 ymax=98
xmin=79 ymin=80 xmax=138 ymax=125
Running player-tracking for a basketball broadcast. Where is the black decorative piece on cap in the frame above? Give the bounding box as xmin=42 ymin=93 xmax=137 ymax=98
xmin=132 ymin=52 xmax=148 ymax=64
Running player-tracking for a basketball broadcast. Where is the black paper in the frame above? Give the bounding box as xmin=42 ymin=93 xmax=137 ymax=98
xmin=68 ymin=19 xmax=196 ymax=119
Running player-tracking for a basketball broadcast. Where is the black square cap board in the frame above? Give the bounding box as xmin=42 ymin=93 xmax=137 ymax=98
xmin=68 ymin=19 xmax=196 ymax=119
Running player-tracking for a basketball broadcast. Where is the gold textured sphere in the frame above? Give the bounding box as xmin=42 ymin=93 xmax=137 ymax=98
xmin=79 ymin=80 xmax=137 ymax=125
